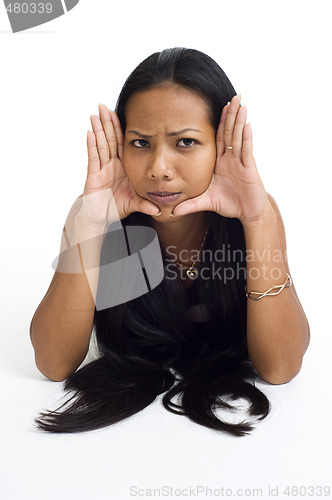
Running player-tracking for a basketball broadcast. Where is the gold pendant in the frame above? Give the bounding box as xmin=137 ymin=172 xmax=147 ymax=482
xmin=187 ymin=268 xmax=198 ymax=279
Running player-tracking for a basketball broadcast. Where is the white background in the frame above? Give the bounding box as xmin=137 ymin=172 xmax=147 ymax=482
xmin=0 ymin=1 xmax=331 ymax=499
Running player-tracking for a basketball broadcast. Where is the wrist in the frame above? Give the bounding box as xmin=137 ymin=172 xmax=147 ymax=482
xmin=75 ymin=211 xmax=109 ymax=230
xmin=240 ymin=201 xmax=277 ymax=232
xmin=72 ymin=213 xmax=108 ymax=246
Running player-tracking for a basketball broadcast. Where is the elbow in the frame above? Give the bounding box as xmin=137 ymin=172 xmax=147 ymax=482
xmin=254 ymin=324 xmax=310 ymax=386
xmin=34 ymin=355 xmax=72 ymax=382
xmin=258 ymin=361 xmax=303 ymax=385
xmin=31 ymin=331 xmax=67 ymax=382
xmin=39 ymin=368 xmax=70 ymax=383
xmin=30 ymin=322 xmax=80 ymax=383
xmin=260 ymin=372 xmax=299 ymax=386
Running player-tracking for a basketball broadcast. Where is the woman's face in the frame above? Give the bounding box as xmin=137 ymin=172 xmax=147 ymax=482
xmin=122 ymin=84 xmax=217 ymax=220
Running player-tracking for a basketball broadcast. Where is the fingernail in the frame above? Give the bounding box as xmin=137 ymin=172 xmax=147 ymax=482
xmin=170 ymin=212 xmax=176 ymax=217
xmin=227 ymin=101 xmax=231 ymax=106
xmin=155 ymin=209 xmax=162 ymax=217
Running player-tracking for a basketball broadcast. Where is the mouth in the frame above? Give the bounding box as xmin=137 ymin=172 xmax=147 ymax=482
xmin=147 ymin=192 xmax=182 ymax=204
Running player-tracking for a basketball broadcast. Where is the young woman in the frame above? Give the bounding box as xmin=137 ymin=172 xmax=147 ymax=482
xmin=30 ymin=47 xmax=310 ymax=436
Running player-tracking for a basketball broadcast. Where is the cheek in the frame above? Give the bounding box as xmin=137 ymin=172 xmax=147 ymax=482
xmin=190 ymin=147 xmax=216 ymax=178
xmin=185 ymin=148 xmax=216 ymax=193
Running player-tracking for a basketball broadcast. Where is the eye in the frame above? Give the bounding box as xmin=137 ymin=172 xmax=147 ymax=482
xmin=130 ymin=139 xmax=150 ymax=148
xmin=177 ymin=138 xmax=199 ymax=148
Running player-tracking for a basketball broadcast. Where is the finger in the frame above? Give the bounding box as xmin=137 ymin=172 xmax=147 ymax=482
xmin=131 ymin=196 xmax=161 ymax=217
xmin=138 ymin=199 xmax=161 ymax=217
xmin=231 ymin=105 xmax=247 ymax=158
xmin=98 ymin=104 xmax=118 ymax=160
xmin=109 ymin=110 xmax=124 ymax=161
xmin=242 ymin=123 xmax=255 ymax=168
xmin=224 ymin=94 xmax=242 ymax=150
xmin=172 ymin=192 xmax=212 ymax=217
xmin=87 ymin=129 xmax=101 ymax=174
xmin=90 ymin=114 xmax=110 ymax=166
xmin=216 ymin=103 xmax=230 ymax=158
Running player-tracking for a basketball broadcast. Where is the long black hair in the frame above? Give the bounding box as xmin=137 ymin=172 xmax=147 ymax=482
xmin=33 ymin=48 xmax=271 ymax=436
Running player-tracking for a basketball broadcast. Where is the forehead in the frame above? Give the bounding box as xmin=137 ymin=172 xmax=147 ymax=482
xmin=125 ymin=84 xmax=212 ymax=130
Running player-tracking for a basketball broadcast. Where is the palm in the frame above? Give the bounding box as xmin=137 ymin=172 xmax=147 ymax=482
xmin=172 ymin=95 xmax=270 ymax=223
xmin=84 ymin=156 xmax=130 ymax=200
xmin=82 ymin=105 xmax=160 ymax=225
xmin=204 ymin=150 xmax=265 ymax=220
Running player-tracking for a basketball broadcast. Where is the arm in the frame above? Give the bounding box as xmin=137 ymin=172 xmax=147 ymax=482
xmin=30 ymin=198 xmax=106 ymax=382
xmin=170 ymin=94 xmax=310 ymax=384
xmin=242 ymin=193 xmax=310 ymax=384
xmin=30 ymin=104 xmax=160 ymax=382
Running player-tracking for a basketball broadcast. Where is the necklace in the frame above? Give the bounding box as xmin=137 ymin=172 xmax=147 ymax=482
xmin=166 ymin=225 xmax=209 ymax=279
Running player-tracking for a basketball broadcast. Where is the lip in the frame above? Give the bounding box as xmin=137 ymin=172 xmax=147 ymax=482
xmin=147 ymin=192 xmax=182 ymax=204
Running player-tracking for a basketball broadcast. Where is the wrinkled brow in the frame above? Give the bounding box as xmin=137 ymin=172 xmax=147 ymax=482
xmin=127 ymin=128 xmax=203 ymax=139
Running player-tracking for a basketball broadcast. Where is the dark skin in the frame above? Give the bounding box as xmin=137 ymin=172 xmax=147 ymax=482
xmin=122 ymin=84 xmax=216 ymax=287
xmin=87 ymin=84 xmax=309 ymax=383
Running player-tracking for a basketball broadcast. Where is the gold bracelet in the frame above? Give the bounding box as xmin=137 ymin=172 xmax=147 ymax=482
xmin=245 ymin=273 xmax=292 ymax=301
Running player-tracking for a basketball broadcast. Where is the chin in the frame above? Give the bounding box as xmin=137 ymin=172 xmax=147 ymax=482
xmin=151 ymin=206 xmax=181 ymax=222
xmin=152 ymin=208 xmax=174 ymax=220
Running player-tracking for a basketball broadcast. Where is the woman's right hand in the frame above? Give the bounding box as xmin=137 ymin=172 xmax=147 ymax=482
xmin=76 ymin=104 xmax=160 ymax=228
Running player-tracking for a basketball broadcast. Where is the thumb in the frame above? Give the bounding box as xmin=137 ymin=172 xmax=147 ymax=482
xmin=130 ymin=196 xmax=161 ymax=217
xmin=173 ymin=173 xmax=215 ymax=216
xmin=172 ymin=191 xmax=213 ymax=217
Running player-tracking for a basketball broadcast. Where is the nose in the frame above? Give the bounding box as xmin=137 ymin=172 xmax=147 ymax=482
xmin=147 ymin=147 xmax=175 ymax=180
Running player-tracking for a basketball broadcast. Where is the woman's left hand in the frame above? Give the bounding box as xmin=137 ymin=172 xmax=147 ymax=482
xmin=172 ymin=94 xmax=274 ymax=224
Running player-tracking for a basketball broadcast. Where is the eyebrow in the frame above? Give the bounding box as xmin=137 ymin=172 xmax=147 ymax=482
xmin=127 ymin=128 xmax=203 ymax=138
